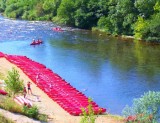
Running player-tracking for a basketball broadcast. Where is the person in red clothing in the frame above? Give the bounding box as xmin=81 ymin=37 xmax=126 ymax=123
xmin=27 ymin=81 xmax=32 ymax=95
xmin=23 ymin=86 xmax=27 ymax=98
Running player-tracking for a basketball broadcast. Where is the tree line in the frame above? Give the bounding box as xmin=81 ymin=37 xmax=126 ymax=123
xmin=0 ymin=0 xmax=159 ymax=42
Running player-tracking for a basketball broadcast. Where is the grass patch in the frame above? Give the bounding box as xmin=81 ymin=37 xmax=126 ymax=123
xmin=0 ymin=72 xmax=5 ymax=90
xmin=0 ymin=113 xmax=14 ymax=123
xmin=0 ymin=72 xmax=5 ymax=80
xmin=0 ymin=96 xmax=23 ymax=113
xmin=106 ymin=114 xmax=124 ymax=121
xmin=0 ymin=96 xmax=47 ymax=122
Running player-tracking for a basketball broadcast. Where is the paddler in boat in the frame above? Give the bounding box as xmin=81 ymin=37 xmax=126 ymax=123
xmin=37 ymin=39 xmax=42 ymax=43
xmin=58 ymin=27 xmax=62 ymax=31
xmin=32 ymin=39 xmax=36 ymax=44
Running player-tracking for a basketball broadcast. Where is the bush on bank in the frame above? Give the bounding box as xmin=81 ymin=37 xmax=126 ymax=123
xmin=123 ymin=91 xmax=160 ymax=123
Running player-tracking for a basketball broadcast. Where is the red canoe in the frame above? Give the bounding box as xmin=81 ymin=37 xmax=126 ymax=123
xmin=52 ymin=27 xmax=63 ymax=32
xmin=30 ymin=40 xmax=43 ymax=45
xmin=0 ymin=89 xmax=8 ymax=95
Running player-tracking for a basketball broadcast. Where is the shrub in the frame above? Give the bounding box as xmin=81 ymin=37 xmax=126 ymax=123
xmin=5 ymin=67 xmax=24 ymax=97
xmin=80 ymin=98 xmax=97 ymax=123
xmin=22 ymin=105 xmax=47 ymax=121
xmin=122 ymin=91 xmax=160 ymax=123
xmin=23 ymin=105 xmax=39 ymax=118
xmin=37 ymin=114 xmax=48 ymax=122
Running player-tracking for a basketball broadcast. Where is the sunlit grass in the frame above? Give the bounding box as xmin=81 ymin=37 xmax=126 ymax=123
xmin=0 ymin=72 xmax=5 ymax=90
xmin=0 ymin=72 xmax=5 ymax=80
xmin=0 ymin=96 xmax=47 ymax=122
xmin=0 ymin=113 xmax=14 ymax=123
xmin=0 ymin=96 xmax=23 ymax=113
xmin=106 ymin=114 xmax=124 ymax=121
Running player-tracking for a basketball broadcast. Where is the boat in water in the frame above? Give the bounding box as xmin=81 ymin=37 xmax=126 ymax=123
xmin=30 ymin=40 xmax=43 ymax=45
xmin=52 ymin=27 xmax=63 ymax=32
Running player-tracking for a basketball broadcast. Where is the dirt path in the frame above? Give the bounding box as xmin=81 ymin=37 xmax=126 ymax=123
xmin=0 ymin=57 xmax=125 ymax=123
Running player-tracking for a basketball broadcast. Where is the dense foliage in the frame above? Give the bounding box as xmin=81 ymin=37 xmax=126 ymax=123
xmin=123 ymin=91 xmax=160 ymax=123
xmin=0 ymin=0 xmax=159 ymax=42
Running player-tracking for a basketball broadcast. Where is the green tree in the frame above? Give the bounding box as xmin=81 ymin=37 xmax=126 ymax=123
xmin=74 ymin=0 xmax=109 ymax=29
xmin=43 ymin=0 xmax=61 ymax=17
xmin=57 ymin=0 xmax=75 ymax=25
xmin=134 ymin=0 xmax=157 ymax=18
xmin=107 ymin=0 xmax=137 ymax=35
xmin=154 ymin=1 xmax=160 ymax=12
xmin=35 ymin=2 xmax=44 ymax=17
xmin=74 ymin=0 xmax=89 ymax=28
xmin=97 ymin=16 xmax=112 ymax=33
xmin=134 ymin=16 xmax=149 ymax=39
xmin=0 ymin=0 xmax=6 ymax=12
xmin=145 ymin=13 xmax=160 ymax=42
xmin=134 ymin=12 xmax=160 ymax=42
xmin=5 ymin=67 xmax=24 ymax=97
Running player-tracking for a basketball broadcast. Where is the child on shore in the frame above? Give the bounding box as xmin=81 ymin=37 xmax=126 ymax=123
xmin=27 ymin=81 xmax=32 ymax=95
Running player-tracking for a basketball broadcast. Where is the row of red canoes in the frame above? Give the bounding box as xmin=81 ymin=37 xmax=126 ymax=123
xmin=0 ymin=52 xmax=106 ymax=116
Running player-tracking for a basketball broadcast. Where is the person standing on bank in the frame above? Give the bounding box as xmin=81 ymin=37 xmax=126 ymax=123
xmin=23 ymin=86 xmax=27 ymax=98
xmin=27 ymin=81 xmax=32 ymax=95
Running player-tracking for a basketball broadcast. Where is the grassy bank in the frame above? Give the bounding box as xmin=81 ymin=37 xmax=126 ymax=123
xmin=0 ymin=70 xmax=47 ymax=122
xmin=0 ymin=95 xmax=47 ymax=122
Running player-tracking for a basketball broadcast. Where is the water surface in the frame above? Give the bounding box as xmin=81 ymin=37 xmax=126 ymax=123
xmin=0 ymin=15 xmax=160 ymax=115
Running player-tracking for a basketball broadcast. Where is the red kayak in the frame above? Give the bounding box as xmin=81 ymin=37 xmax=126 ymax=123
xmin=52 ymin=27 xmax=63 ymax=32
xmin=30 ymin=40 xmax=43 ymax=45
xmin=0 ymin=89 xmax=8 ymax=95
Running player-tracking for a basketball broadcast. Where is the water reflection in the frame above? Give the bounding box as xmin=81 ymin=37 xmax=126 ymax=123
xmin=48 ymin=33 xmax=160 ymax=114
xmin=49 ymin=36 xmax=160 ymax=78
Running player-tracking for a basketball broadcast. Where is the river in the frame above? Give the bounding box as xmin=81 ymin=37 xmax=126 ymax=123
xmin=0 ymin=15 xmax=160 ymax=115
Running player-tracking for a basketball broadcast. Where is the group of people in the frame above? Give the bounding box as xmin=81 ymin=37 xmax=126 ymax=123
xmin=23 ymin=81 xmax=32 ymax=98
xmin=53 ymin=27 xmax=63 ymax=31
xmin=32 ymin=39 xmax=43 ymax=44
xmin=23 ymin=81 xmax=41 ymax=102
